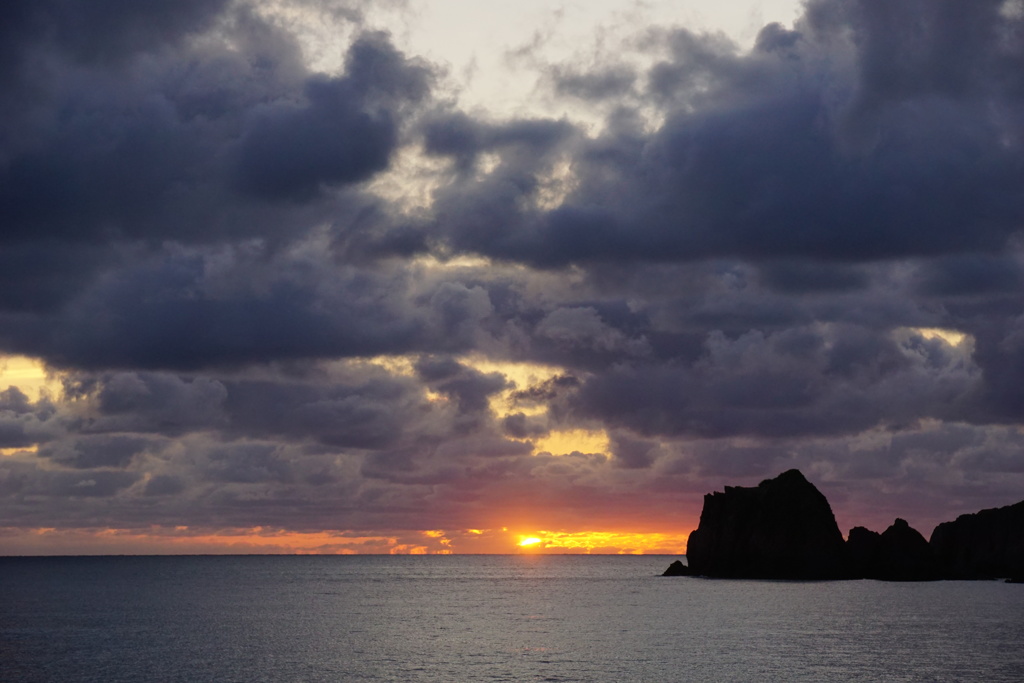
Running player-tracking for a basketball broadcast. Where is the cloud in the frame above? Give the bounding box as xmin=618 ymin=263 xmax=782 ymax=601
xmin=569 ymin=324 xmax=979 ymax=439
xmin=0 ymin=387 xmax=60 ymax=448
xmin=38 ymin=434 xmax=162 ymax=469
xmin=233 ymin=32 xmax=433 ymax=201
xmin=2 ymin=0 xmax=1024 ymax=550
xmin=536 ymin=306 xmax=649 ymax=355
xmin=423 ymin=3 xmax=1024 ymax=268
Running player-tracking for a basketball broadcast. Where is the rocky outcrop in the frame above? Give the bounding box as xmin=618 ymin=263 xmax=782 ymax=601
xmin=663 ymin=469 xmax=1023 ymax=581
xmin=846 ymin=526 xmax=882 ymax=578
xmin=930 ymin=500 xmax=1024 ymax=579
xmin=846 ymin=520 xmax=941 ymax=580
xmin=872 ymin=518 xmax=941 ymax=581
xmin=661 ymin=560 xmax=691 ymax=576
xmin=685 ymin=469 xmax=849 ymax=579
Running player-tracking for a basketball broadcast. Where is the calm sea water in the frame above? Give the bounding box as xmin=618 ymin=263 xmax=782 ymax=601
xmin=1 ymin=555 xmax=1022 ymax=682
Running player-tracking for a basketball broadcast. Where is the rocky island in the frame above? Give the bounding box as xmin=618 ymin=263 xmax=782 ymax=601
xmin=666 ymin=469 xmax=1024 ymax=581
xmin=684 ymin=469 xmax=848 ymax=579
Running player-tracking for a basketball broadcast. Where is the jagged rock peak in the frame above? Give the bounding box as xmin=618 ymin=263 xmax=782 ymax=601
xmin=872 ymin=518 xmax=940 ymax=581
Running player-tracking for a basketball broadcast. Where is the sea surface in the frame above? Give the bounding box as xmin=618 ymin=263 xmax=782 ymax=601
xmin=1 ymin=554 xmax=1022 ymax=682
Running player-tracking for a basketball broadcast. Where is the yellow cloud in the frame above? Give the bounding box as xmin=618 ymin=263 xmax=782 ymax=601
xmin=909 ymin=327 xmax=968 ymax=346
xmin=0 ymin=355 xmax=63 ymax=401
xmin=534 ymin=428 xmax=609 ymax=456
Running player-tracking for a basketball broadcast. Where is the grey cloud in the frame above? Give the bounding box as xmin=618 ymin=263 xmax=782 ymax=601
xmin=0 ymin=388 xmax=60 ymax=448
xmin=535 ymin=306 xmax=649 ymax=355
xmin=72 ymin=372 xmax=228 ymax=434
xmin=914 ymin=255 xmax=1024 ymax=297
xmin=692 ymin=442 xmax=793 ymax=479
xmin=435 ymin=371 xmax=507 ymax=414
xmin=501 ymin=412 xmax=549 ymax=439
xmin=550 ymin=65 xmax=637 ymax=101
xmin=143 ymin=474 xmax=186 ymax=496
xmin=423 ymin=112 xmax=575 ymax=174
xmin=233 ymin=33 xmax=432 ymax=202
xmin=0 ymin=0 xmax=228 ymax=108
xmin=426 ymin=2 xmax=1024 ymax=268
xmin=828 ymin=0 xmax=1015 ymax=107
xmin=0 ymin=244 xmax=110 ymax=313
xmin=7 ymin=247 xmax=426 ymax=370
xmin=415 ymin=358 xmax=509 ymax=433
xmin=759 ymin=261 xmax=871 ymax=294
xmin=509 ymin=374 xmax=581 ymax=407
xmin=0 ymin=415 xmax=50 ymax=449
xmin=202 ymin=442 xmax=294 ymax=484
xmin=0 ymin=387 xmax=33 ymax=414
xmin=570 ymin=324 xmax=979 ymax=439
xmin=223 ymin=375 xmax=427 ymax=449
xmin=17 ymin=467 xmax=141 ymax=499
xmin=38 ymin=435 xmax=161 ymax=469
xmin=0 ymin=3 xmax=436 ymax=342
xmin=609 ymin=433 xmax=659 ymax=469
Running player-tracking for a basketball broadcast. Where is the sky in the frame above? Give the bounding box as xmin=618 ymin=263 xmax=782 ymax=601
xmin=2 ymin=0 xmax=1024 ymax=555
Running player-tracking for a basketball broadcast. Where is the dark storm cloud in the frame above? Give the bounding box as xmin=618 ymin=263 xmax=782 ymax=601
xmin=2 ymin=7 xmax=300 ymax=246
xmin=233 ymin=32 xmax=432 ymax=201
xmin=0 ymin=387 xmax=59 ymax=448
xmin=0 ymin=246 xmax=431 ymax=370
xmin=422 ymin=112 xmax=576 ymax=174
xmin=143 ymin=474 xmax=186 ymax=497
xmin=1 ymin=24 xmax=431 ymax=244
xmin=501 ymin=412 xmax=549 ymax=440
xmin=0 ymin=459 xmax=140 ymax=499
xmin=1 ymin=0 xmax=229 ymax=67
xmin=567 ymin=324 xmax=978 ymax=439
xmin=914 ymin=255 xmax=1024 ymax=297
xmin=415 ymin=357 xmax=509 ymax=433
xmin=201 ymin=442 xmax=294 ymax=484
xmin=38 ymin=434 xmax=161 ymax=469
xmin=0 ymin=387 xmax=36 ymax=415
xmin=425 ymin=0 xmax=1024 ymax=268
xmin=223 ymin=375 xmax=426 ymax=449
xmin=0 ymin=0 xmax=434 ymax=342
xmin=758 ymin=261 xmax=871 ymax=294
xmin=609 ymin=433 xmax=659 ymax=469
xmin=77 ymin=371 xmax=229 ymax=434
xmin=0 ymin=244 xmax=110 ymax=312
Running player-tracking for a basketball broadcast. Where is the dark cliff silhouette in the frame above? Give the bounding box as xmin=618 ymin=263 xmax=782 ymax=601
xmin=685 ymin=469 xmax=850 ymax=579
xmin=868 ymin=518 xmax=941 ymax=581
xmin=847 ymin=520 xmax=940 ymax=580
xmin=668 ymin=469 xmax=1022 ymax=581
xmin=846 ymin=526 xmax=881 ymax=577
xmin=930 ymin=500 xmax=1024 ymax=580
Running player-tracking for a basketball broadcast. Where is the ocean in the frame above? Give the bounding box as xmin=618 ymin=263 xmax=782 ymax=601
xmin=1 ymin=554 xmax=1022 ymax=682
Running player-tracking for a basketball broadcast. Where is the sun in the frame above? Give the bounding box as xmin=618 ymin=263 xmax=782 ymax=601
xmin=517 ymin=536 xmax=542 ymax=548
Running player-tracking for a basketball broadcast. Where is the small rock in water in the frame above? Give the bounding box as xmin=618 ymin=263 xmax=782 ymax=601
xmin=662 ymin=560 xmax=691 ymax=576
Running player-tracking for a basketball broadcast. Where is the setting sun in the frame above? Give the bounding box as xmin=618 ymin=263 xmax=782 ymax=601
xmin=517 ymin=536 xmax=543 ymax=547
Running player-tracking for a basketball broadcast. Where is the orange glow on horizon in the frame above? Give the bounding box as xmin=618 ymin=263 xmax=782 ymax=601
xmin=0 ymin=525 xmax=691 ymax=555
xmin=508 ymin=530 xmax=687 ymax=554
